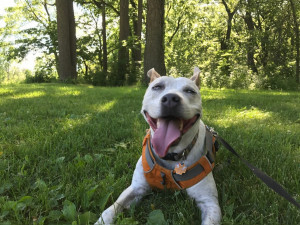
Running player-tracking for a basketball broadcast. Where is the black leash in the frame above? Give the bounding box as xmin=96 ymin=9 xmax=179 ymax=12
xmin=208 ymin=127 xmax=300 ymax=210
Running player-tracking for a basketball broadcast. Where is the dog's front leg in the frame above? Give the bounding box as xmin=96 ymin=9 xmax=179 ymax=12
xmin=95 ymin=157 xmax=150 ymax=225
xmin=186 ymin=173 xmax=221 ymax=225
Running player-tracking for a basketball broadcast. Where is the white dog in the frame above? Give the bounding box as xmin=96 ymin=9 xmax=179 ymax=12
xmin=95 ymin=67 xmax=221 ymax=225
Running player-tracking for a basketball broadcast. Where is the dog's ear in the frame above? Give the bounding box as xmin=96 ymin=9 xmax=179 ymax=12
xmin=147 ymin=68 xmax=161 ymax=83
xmin=190 ymin=67 xmax=200 ymax=88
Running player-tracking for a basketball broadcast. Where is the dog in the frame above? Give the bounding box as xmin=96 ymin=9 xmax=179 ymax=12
xmin=95 ymin=67 xmax=221 ymax=225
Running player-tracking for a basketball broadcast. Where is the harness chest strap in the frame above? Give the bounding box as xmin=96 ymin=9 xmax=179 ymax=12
xmin=142 ymin=129 xmax=216 ymax=190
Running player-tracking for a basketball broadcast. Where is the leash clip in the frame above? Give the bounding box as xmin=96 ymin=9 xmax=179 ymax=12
xmin=206 ymin=125 xmax=218 ymax=137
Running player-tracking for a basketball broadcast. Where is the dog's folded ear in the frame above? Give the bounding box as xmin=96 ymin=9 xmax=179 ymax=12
xmin=190 ymin=67 xmax=201 ymax=88
xmin=147 ymin=68 xmax=161 ymax=83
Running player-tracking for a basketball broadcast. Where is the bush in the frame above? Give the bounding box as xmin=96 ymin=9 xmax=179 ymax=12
xmin=25 ymin=69 xmax=52 ymax=83
xmin=91 ymin=71 xmax=107 ymax=86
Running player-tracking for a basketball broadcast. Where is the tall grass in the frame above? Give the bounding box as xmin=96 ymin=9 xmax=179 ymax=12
xmin=0 ymin=83 xmax=299 ymax=224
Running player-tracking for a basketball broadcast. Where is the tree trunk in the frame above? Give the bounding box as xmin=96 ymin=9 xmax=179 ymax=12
xmin=102 ymin=3 xmax=108 ymax=73
xmin=128 ymin=0 xmax=142 ymax=84
xmin=221 ymin=13 xmax=233 ymax=50
xmin=244 ymin=7 xmax=258 ymax=74
xmin=131 ymin=0 xmax=142 ymax=67
xmin=117 ymin=0 xmax=130 ymax=85
xmin=220 ymin=0 xmax=240 ymax=51
xmin=289 ymin=0 xmax=300 ymax=84
xmin=144 ymin=0 xmax=166 ymax=84
xmin=257 ymin=15 xmax=269 ymax=68
xmin=91 ymin=1 xmax=108 ymax=73
xmin=56 ymin=0 xmax=77 ymax=80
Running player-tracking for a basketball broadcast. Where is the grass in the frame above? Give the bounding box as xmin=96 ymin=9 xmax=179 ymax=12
xmin=0 ymin=83 xmax=299 ymax=225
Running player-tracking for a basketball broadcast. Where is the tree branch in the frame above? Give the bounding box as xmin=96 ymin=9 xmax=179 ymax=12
xmin=92 ymin=0 xmax=120 ymax=15
xmin=24 ymin=0 xmax=47 ymax=28
xmin=43 ymin=0 xmax=52 ymax=23
xmin=168 ymin=15 xmax=183 ymax=45
xmin=221 ymin=0 xmax=231 ymax=14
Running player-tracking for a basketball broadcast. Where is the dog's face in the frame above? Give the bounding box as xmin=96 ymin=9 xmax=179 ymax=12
xmin=141 ymin=68 xmax=202 ymax=158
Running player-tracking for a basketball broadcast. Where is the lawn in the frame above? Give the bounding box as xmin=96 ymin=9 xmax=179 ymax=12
xmin=0 ymin=83 xmax=299 ymax=225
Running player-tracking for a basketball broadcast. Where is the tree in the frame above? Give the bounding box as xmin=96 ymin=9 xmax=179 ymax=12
xmin=129 ymin=0 xmax=143 ymax=84
xmin=56 ymin=0 xmax=77 ymax=80
xmin=1 ymin=0 xmax=298 ymax=89
xmin=243 ymin=0 xmax=258 ymax=74
xmin=289 ymin=0 xmax=300 ymax=84
xmin=220 ymin=0 xmax=241 ymax=50
xmin=117 ymin=0 xmax=130 ymax=85
xmin=143 ymin=0 xmax=166 ymax=84
xmin=102 ymin=3 xmax=108 ymax=73
xmin=87 ymin=0 xmax=109 ymax=73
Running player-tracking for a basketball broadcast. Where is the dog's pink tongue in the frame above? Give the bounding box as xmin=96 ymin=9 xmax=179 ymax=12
xmin=152 ymin=119 xmax=181 ymax=157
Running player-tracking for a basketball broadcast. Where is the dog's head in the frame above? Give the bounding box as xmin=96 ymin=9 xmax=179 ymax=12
xmin=141 ymin=67 xmax=202 ymax=158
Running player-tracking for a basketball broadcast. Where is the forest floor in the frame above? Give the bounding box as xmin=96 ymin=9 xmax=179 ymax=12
xmin=0 ymin=83 xmax=299 ymax=224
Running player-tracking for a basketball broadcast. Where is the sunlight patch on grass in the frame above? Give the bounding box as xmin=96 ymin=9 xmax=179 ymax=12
xmin=56 ymin=87 xmax=82 ymax=96
xmin=95 ymin=100 xmax=117 ymax=112
xmin=202 ymin=88 xmax=227 ymax=100
xmin=0 ymin=89 xmax=13 ymax=96
xmin=236 ymin=106 xmax=271 ymax=120
xmin=61 ymin=114 xmax=92 ymax=131
xmin=11 ymin=91 xmax=45 ymax=99
xmin=214 ymin=106 xmax=272 ymax=128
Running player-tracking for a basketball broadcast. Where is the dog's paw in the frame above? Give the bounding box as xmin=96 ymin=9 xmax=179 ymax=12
xmin=95 ymin=207 xmax=116 ymax=225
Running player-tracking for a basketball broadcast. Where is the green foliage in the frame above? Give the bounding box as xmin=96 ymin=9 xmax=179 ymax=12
xmin=24 ymin=54 xmax=58 ymax=83
xmin=25 ymin=70 xmax=51 ymax=83
xmin=164 ymin=0 xmax=300 ymax=89
xmin=0 ymin=0 xmax=299 ymax=88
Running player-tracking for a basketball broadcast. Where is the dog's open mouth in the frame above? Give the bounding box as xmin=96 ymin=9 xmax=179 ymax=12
xmin=145 ymin=112 xmax=199 ymax=158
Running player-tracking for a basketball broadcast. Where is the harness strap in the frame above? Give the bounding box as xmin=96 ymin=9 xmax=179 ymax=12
xmin=144 ymin=131 xmax=215 ymax=188
xmin=213 ymin=130 xmax=300 ymax=210
xmin=173 ymin=156 xmax=213 ymax=182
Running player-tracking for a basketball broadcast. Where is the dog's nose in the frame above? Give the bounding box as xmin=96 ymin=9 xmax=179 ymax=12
xmin=161 ymin=93 xmax=181 ymax=108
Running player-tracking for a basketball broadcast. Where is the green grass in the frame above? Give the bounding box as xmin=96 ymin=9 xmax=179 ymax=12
xmin=0 ymin=83 xmax=299 ymax=225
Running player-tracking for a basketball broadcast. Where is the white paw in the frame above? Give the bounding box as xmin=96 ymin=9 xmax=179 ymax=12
xmin=95 ymin=206 xmax=116 ymax=225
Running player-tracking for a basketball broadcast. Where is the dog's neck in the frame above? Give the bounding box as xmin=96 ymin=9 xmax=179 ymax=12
xmin=149 ymin=120 xmax=207 ymax=167
xmin=162 ymin=130 xmax=199 ymax=161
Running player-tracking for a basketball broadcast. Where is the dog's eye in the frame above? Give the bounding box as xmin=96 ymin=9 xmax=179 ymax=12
xmin=152 ymin=84 xmax=164 ymax=91
xmin=184 ymin=88 xmax=196 ymax=94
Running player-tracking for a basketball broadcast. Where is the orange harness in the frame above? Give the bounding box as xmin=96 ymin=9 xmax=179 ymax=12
xmin=142 ymin=128 xmax=217 ymax=190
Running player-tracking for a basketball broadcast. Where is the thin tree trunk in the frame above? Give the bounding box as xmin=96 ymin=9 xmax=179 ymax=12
xmin=102 ymin=3 xmax=108 ymax=73
xmin=129 ymin=0 xmax=142 ymax=84
xmin=91 ymin=0 xmax=108 ymax=73
xmin=289 ymin=0 xmax=300 ymax=84
xmin=220 ymin=0 xmax=240 ymax=50
xmin=257 ymin=15 xmax=269 ymax=68
xmin=131 ymin=0 xmax=142 ymax=65
xmin=117 ymin=0 xmax=129 ymax=85
xmin=137 ymin=0 xmax=142 ymax=60
xmin=244 ymin=7 xmax=258 ymax=74
xmin=144 ymin=0 xmax=166 ymax=84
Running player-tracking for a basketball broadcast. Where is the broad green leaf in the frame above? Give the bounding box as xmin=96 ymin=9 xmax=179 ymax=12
xmin=62 ymin=200 xmax=77 ymax=222
xmin=146 ymin=210 xmax=167 ymax=225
